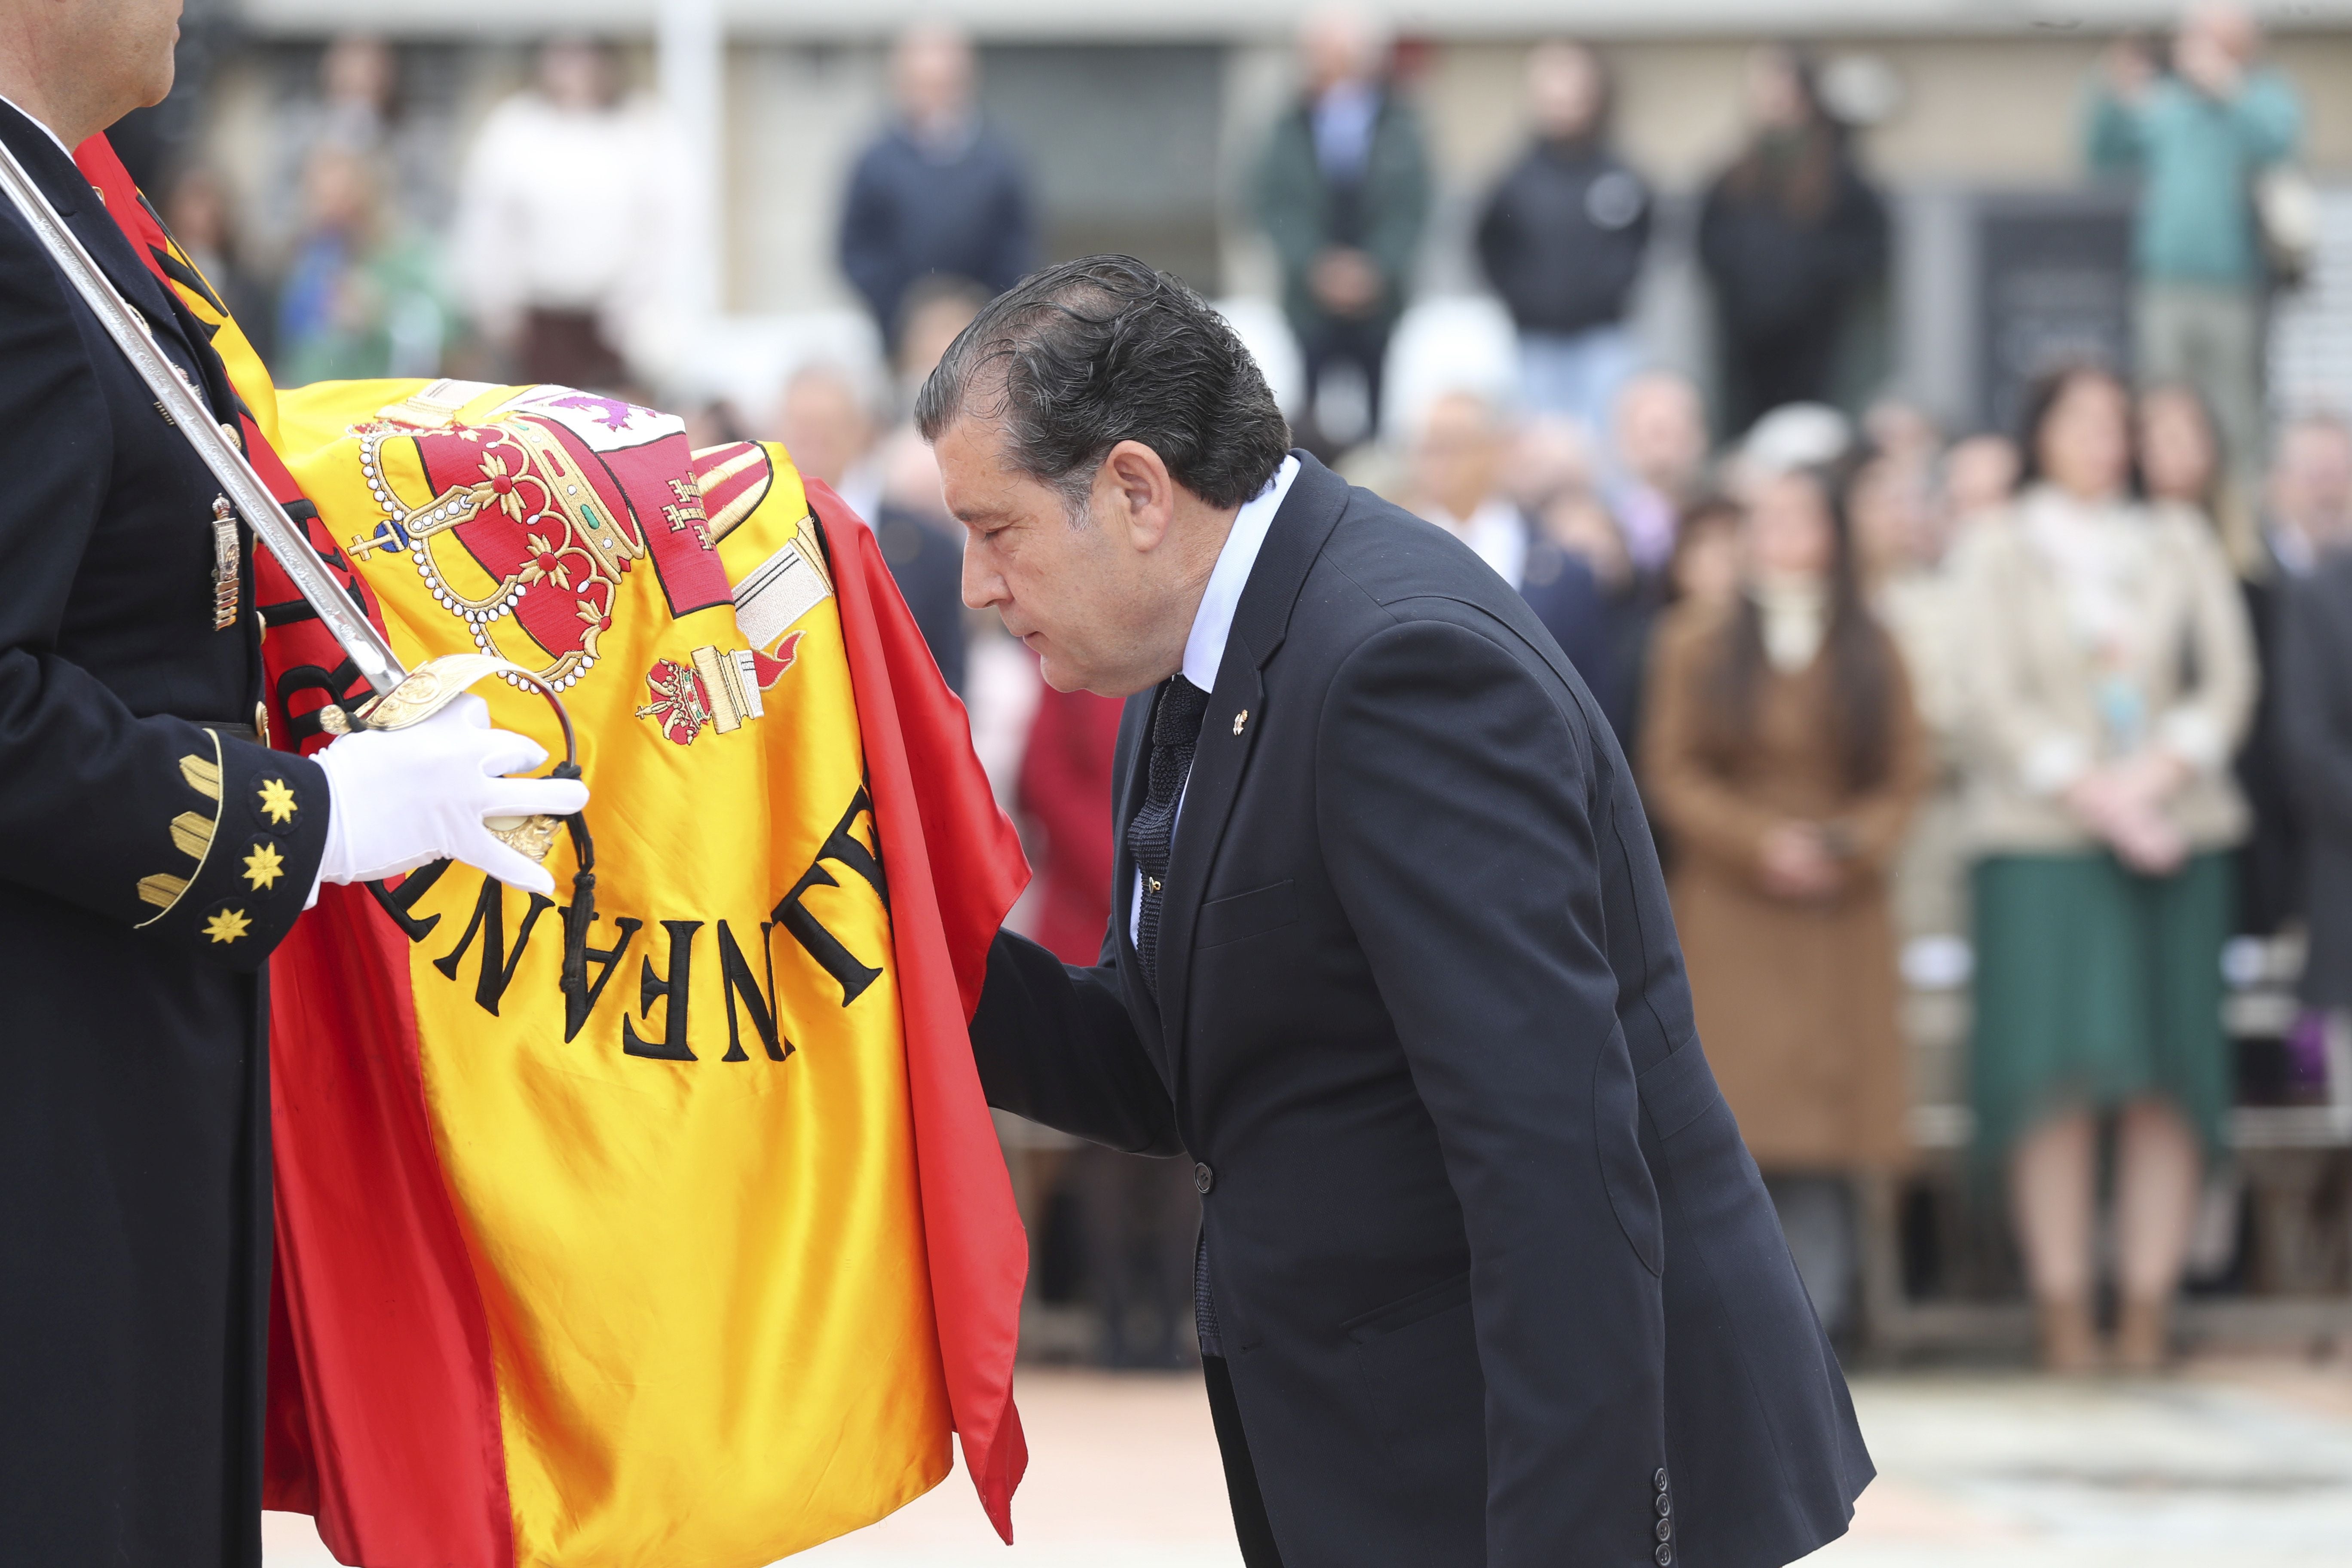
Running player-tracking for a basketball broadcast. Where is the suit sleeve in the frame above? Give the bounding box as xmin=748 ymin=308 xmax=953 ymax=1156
xmin=0 ymin=232 xmax=327 ymax=971
xmin=968 ymin=927 xmax=1182 ymax=1157
xmin=1316 ymin=615 xmax=1663 ymax=1565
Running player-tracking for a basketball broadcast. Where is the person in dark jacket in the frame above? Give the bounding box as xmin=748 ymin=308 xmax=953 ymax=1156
xmin=1409 ymin=389 xmax=1610 ymax=693
xmin=925 ymin=253 xmax=1868 ymax=1568
xmin=0 ymin=11 xmax=584 ymax=1559
xmin=1476 ymin=40 xmax=1651 ymax=438
xmin=2279 ymin=549 xmax=2352 ymax=1024
xmin=1698 ymin=46 xmax=1888 ymax=435
xmin=1252 ymin=7 xmax=1429 ymax=453
xmin=838 ymin=21 xmax=1035 ymax=356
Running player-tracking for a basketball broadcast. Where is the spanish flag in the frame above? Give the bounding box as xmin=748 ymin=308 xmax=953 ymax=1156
xmin=77 ymin=137 xmax=1030 ymax=1565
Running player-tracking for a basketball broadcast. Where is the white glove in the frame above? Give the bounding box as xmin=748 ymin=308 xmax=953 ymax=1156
xmin=313 ymin=695 xmax=590 ymax=898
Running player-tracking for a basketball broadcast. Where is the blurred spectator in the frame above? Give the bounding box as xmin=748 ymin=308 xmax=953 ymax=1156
xmin=1853 ymin=452 xmax=1961 ymax=739
xmin=2261 ymin=413 xmax=2352 ymax=579
xmin=1666 ymin=495 xmax=1745 ymax=616
xmin=1864 ymin=395 xmax=1943 ymax=479
xmin=1408 ymin=390 xmax=1609 ymax=690
xmin=775 ymin=364 xmax=884 ymax=520
xmin=1608 ymin=369 xmax=1711 ymax=575
xmin=1699 ymin=46 xmax=1889 ymax=435
xmin=1642 ymin=461 xmax=1928 ymax=1339
xmin=1948 ymin=364 xmax=2257 ymax=1372
xmin=1734 ymin=401 xmax=1854 ymax=492
xmin=2276 ymin=530 xmax=2352 ymax=1099
xmin=2236 ymin=415 xmax=2352 ymax=942
xmin=2139 ymin=380 xmax=2226 ymax=524
xmin=776 ymin=364 xmax=966 ymax=695
xmin=1942 ymin=432 xmax=2021 ymax=525
xmin=276 ymin=145 xmax=444 ymax=386
xmin=681 ymin=399 xmax=752 ymax=453
xmin=1475 ymin=40 xmax=1650 ymax=438
xmin=839 ymin=23 xmax=1035 ymax=358
xmin=1253 ymin=5 xmax=1429 ymax=454
xmin=2088 ymin=5 xmax=2300 ymax=505
xmin=453 ymin=37 xmax=681 ymax=389
xmin=164 ymin=166 xmax=275 ymax=368
xmin=1855 ymin=452 xmax=1973 ymax=946
xmin=1017 ymin=686 xmax=1123 ymax=970
xmin=893 ymin=273 xmax=993 ymax=415
xmin=1507 ymin=418 xmax=1654 ymax=752
xmin=268 ymin=35 xmax=450 ymax=247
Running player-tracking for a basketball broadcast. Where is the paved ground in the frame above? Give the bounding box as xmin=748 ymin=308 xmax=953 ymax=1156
xmin=264 ymin=1357 xmax=2352 ymax=1567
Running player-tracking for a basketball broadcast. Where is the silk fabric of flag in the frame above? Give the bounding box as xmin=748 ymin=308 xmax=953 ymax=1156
xmin=74 ymin=135 xmax=1030 ymax=1568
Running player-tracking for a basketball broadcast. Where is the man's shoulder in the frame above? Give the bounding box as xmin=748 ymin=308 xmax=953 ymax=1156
xmin=1292 ymin=484 xmax=1566 ymax=675
xmin=1313 ymin=483 xmax=1516 ymax=609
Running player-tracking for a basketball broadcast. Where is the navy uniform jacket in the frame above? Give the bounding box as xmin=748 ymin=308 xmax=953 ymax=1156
xmin=0 ymin=104 xmax=329 ymax=1566
xmin=971 ymin=454 xmax=1870 ymax=1568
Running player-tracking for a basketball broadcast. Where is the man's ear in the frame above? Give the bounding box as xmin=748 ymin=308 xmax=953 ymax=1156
xmin=1098 ymin=440 xmax=1178 ymax=554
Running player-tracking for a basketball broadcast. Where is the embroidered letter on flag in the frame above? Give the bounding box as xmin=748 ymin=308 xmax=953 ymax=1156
xmin=73 ymin=134 xmax=1031 ymax=1568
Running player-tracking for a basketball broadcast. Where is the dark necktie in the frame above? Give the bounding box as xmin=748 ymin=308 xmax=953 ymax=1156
xmin=1125 ymin=673 xmax=1210 ymax=1001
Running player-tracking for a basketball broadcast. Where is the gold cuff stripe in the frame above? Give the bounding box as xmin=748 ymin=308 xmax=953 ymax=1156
xmin=180 ymin=753 xmax=222 ymax=800
xmin=170 ymin=811 xmax=215 ymax=861
xmin=138 ymin=873 xmax=190 ymax=910
xmin=136 ymin=735 xmax=228 ymax=930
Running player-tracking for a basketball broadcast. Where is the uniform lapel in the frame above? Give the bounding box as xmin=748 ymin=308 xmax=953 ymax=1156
xmin=0 ymin=105 xmax=207 ymax=374
xmin=1156 ymin=454 xmax=1350 ymax=1063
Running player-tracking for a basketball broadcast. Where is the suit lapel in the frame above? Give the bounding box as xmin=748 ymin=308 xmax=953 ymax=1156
xmin=1156 ymin=454 xmax=1351 ymax=1064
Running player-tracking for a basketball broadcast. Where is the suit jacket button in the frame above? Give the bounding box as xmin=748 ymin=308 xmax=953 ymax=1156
xmin=1654 ymin=1491 xmax=1672 ymax=1517
xmin=1193 ymin=1162 xmax=1215 ymax=1194
xmin=1654 ymin=1545 xmax=1672 ymax=1566
xmin=1654 ymin=1467 xmax=1669 ymax=1491
xmin=1655 ymin=1517 xmax=1672 ymax=1542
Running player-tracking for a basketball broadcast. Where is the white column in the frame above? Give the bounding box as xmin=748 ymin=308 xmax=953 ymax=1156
xmin=658 ymin=0 xmax=726 ymax=332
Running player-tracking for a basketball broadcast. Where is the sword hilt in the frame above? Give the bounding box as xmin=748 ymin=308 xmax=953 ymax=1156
xmin=340 ymin=653 xmax=582 ymax=864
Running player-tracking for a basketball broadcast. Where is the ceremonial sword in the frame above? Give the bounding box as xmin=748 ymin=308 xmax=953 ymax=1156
xmin=0 ymin=133 xmax=573 ymax=861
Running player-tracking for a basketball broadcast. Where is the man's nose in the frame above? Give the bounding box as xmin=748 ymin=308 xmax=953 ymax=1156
xmin=960 ymin=543 xmax=1000 ymax=611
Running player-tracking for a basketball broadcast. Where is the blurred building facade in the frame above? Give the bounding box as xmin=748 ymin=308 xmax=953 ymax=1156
xmin=181 ymin=3 xmax=2352 ymax=430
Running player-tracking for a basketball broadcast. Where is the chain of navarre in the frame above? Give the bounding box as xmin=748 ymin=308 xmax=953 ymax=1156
xmin=352 ymin=418 xmax=647 ymax=692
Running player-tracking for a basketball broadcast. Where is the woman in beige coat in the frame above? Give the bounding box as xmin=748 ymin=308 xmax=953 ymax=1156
xmin=1949 ymin=364 xmax=2256 ymax=1373
xmin=1644 ymin=462 xmax=1929 ymax=1338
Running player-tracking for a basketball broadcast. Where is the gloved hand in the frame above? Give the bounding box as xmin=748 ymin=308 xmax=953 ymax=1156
xmin=314 ymin=695 xmax=590 ymax=897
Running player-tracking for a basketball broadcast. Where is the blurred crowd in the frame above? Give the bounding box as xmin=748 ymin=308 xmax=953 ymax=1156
xmin=152 ymin=2 xmax=2349 ymax=1373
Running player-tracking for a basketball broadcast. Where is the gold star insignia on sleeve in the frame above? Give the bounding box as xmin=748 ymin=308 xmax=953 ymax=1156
xmin=242 ymin=843 xmax=286 ymax=891
xmin=203 ymin=908 xmax=253 ymax=943
xmin=257 ymin=778 xmax=298 ymax=824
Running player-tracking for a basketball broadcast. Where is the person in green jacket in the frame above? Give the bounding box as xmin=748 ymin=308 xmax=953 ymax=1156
xmin=2086 ymin=2 xmax=2302 ymax=504
xmin=1252 ymin=6 xmax=1428 ymax=454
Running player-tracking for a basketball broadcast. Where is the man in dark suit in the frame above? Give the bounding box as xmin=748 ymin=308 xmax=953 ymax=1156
xmin=1 ymin=5 xmax=582 ymax=1560
xmin=922 ymin=254 xmax=1870 ymax=1568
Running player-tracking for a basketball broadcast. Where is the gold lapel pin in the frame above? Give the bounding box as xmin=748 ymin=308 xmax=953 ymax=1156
xmin=1232 ymin=710 xmax=1249 ymax=736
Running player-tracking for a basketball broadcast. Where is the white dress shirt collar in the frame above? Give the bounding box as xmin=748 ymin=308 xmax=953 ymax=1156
xmin=1181 ymin=454 xmax=1300 ymax=693
xmin=0 ymin=92 xmax=74 ymax=159
xmin=1422 ymin=494 xmax=1530 ymax=591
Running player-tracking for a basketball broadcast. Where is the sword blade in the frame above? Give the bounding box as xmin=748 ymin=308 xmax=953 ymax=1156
xmin=0 ymin=135 xmax=407 ymax=691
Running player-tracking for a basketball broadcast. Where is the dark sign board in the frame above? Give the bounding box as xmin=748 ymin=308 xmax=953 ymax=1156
xmin=1974 ymin=188 xmax=2136 ymax=438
